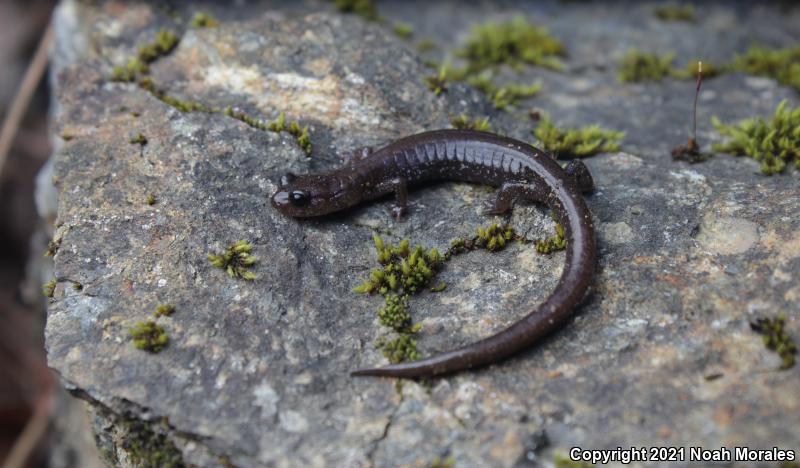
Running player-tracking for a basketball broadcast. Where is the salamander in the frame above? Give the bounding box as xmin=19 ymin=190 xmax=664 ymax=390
xmin=271 ymin=129 xmax=596 ymax=378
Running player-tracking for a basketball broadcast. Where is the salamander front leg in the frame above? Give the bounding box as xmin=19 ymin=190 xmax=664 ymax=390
xmin=484 ymin=182 xmax=543 ymax=215
xmin=390 ymin=177 xmax=409 ymax=219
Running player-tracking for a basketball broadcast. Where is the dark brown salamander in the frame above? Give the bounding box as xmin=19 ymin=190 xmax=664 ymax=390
xmin=271 ymin=129 xmax=596 ymax=378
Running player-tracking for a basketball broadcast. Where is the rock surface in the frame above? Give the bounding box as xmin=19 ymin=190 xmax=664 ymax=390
xmin=45 ymin=1 xmax=799 ymax=467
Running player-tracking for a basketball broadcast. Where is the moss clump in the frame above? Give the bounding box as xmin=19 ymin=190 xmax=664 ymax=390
xmin=190 ymin=12 xmax=218 ymax=28
xmin=146 ymin=194 xmax=157 ymax=205
xmin=333 ymin=0 xmax=379 ymax=21
xmin=353 ymin=235 xmax=443 ymax=295
xmin=430 ymin=456 xmax=455 ymax=468
xmin=154 ymin=304 xmax=176 ymax=318
xmin=654 ymin=3 xmax=695 ymax=22
xmin=417 ymin=39 xmax=436 ymax=53
xmin=129 ymin=133 xmax=147 ymax=145
xmin=450 ymin=114 xmax=491 ymax=132
xmin=43 ymin=280 xmax=56 ymax=298
xmin=672 ymin=59 xmax=721 ymax=80
xmin=140 ymin=77 xmax=211 ymax=113
xmin=430 ymin=282 xmax=447 ymax=293
xmin=44 ymin=238 xmax=60 ymax=257
xmin=423 ymin=66 xmax=449 ymax=96
xmin=392 ymin=23 xmax=413 ymax=39
xmin=111 ymin=58 xmax=150 ymax=83
xmin=475 ymin=223 xmax=515 ymax=252
xmin=223 ymin=110 xmax=313 ymax=156
xmin=207 ymin=240 xmax=258 ymax=280
xmin=457 ymin=17 xmax=565 ymax=72
xmin=618 ymin=50 xmax=674 ymax=82
xmin=554 ymin=453 xmax=594 ymax=468
xmin=731 ymin=45 xmax=800 ymax=92
xmin=122 ymin=419 xmax=185 ymax=468
xmin=533 ymin=114 xmax=623 ymax=158
xmin=711 ymin=100 xmax=800 ymax=175
xmin=535 ymin=216 xmax=566 ymax=254
xmin=466 ymin=73 xmax=540 ymax=109
xmin=490 ymin=82 xmax=541 ymax=109
xmin=750 ymin=314 xmax=797 ymax=369
xmin=137 ymin=29 xmax=179 ymax=63
xmin=376 ymin=334 xmax=419 ymax=364
xmin=354 ymin=234 xmax=446 ymax=365
xmin=378 ymin=294 xmax=412 ymax=331
xmin=110 ymin=29 xmax=178 ymax=83
xmin=130 ymin=321 xmax=169 ymax=353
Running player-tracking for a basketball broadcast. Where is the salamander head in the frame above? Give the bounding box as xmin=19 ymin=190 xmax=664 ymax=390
xmin=565 ymin=160 xmax=594 ymax=193
xmin=271 ymin=172 xmax=359 ymax=217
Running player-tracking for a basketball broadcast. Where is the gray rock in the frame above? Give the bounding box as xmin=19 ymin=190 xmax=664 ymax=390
xmin=45 ymin=1 xmax=799 ymax=467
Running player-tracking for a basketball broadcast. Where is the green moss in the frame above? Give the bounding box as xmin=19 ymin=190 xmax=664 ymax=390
xmin=333 ymin=0 xmax=379 ymax=21
xmin=207 ymin=240 xmax=258 ymax=280
xmin=111 ymin=66 xmax=137 ymax=83
xmin=140 ymin=77 xmax=211 ymax=113
xmin=457 ymin=17 xmax=565 ymax=73
xmin=417 ymin=39 xmax=437 ymax=53
xmin=378 ymin=294 xmax=412 ymax=331
xmin=137 ymin=29 xmax=179 ymax=64
xmin=220 ymin=110 xmax=313 ymax=156
xmin=190 ymin=12 xmax=218 ymax=28
xmin=533 ymin=114 xmax=623 ymax=158
xmin=711 ymin=100 xmax=800 ymax=175
xmin=672 ymin=59 xmax=721 ymax=80
xmin=750 ymin=314 xmax=797 ymax=369
xmin=430 ymin=456 xmax=455 ymax=468
xmin=654 ymin=3 xmax=695 ymax=22
xmin=392 ymin=23 xmax=413 ymax=39
xmin=121 ymin=419 xmax=184 ymax=468
xmin=424 ymin=66 xmax=449 ymax=96
xmin=44 ymin=238 xmax=60 ymax=257
xmin=72 ymin=282 xmax=83 ymax=291
xmin=491 ymin=82 xmax=541 ymax=109
xmin=618 ymin=50 xmax=674 ymax=82
xmin=475 ymin=223 xmax=515 ymax=252
xmin=146 ymin=194 xmax=157 ymax=206
xmin=450 ymin=114 xmax=491 ymax=132
xmin=554 ymin=453 xmax=594 ymax=468
xmin=354 ymin=235 xmax=443 ymax=296
xmin=535 ymin=216 xmax=567 ymax=254
xmin=287 ymin=121 xmax=312 ymax=156
xmin=129 ymin=133 xmax=148 ymax=145
xmin=466 ymin=72 xmax=540 ymax=109
xmin=376 ymin=334 xmax=419 ymax=364
xmin=430 ymin=282 xmax=447 ymax=292
xmin=130 ymin=320 xmax=169 ymax=353
xmin=43 ymin=280 xmax=56 ymax=298
xmin=731 ymin=45 xmax=800 ymax=92
xmin=154 ymin=304 xmax=176 ymax=318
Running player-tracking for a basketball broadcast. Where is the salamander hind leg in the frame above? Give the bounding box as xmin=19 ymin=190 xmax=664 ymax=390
xmin=390 ymin=177 xmax=409 ymax=219
xmin=484 ymin=182 xmax=544 ymax=215
xmin=565 ymin=160 xmax=594 ymax=193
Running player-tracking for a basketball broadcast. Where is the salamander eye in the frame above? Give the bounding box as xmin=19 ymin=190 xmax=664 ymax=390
xmin=289 ymin=190 xmax=310 ymax=206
